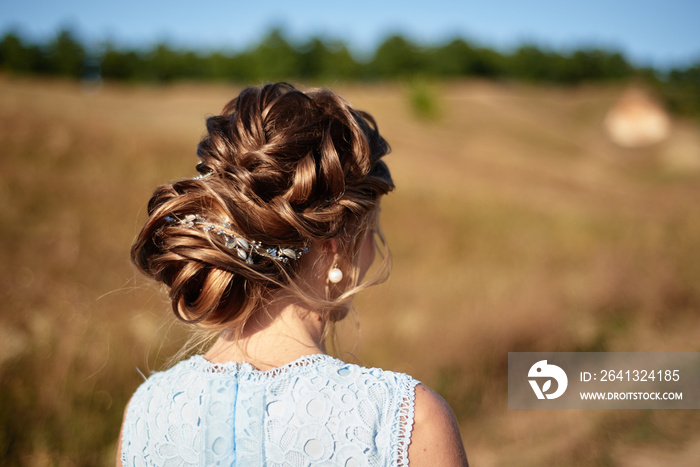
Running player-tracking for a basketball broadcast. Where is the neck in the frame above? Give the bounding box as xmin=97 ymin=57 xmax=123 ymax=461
xmin=204 ymin=298 xmax=327 ymax=371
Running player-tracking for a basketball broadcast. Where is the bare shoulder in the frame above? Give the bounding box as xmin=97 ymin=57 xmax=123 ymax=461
xmin=408 ymin=384 xmax=469 ymax=467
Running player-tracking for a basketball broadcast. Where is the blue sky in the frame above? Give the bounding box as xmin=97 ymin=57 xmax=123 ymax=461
xmin=1 ymin=0 xmax=699 ymax=69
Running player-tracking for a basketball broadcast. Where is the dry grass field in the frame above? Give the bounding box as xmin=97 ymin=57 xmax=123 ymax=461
xmin=1 ymin=76 xmax=699 ymax=466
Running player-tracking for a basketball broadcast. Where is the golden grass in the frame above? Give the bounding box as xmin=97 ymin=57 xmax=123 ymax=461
xmin=1 ymin=76 xmax=699 ymax=466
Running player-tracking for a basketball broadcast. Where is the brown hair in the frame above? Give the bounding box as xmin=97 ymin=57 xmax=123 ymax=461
xmin=131 ymin=83 xmax=393 ymax=337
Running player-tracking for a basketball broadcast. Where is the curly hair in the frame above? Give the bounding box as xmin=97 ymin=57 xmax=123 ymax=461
xmin=131 ymin=83 xmax=393 ymax=335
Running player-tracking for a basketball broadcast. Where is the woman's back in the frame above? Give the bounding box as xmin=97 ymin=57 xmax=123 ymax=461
xmin=120 ymin=83 xmax=468 ymax=466
xmin=121 ymin=354 xmax=418 ymax=466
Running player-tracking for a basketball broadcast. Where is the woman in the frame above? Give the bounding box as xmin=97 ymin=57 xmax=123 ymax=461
xmin=119 ymin=83 xmax=468 ymax=466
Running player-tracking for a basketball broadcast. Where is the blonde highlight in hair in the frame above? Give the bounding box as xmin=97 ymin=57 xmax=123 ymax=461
xmin=131 ymin=82 xmax=393 ymax=343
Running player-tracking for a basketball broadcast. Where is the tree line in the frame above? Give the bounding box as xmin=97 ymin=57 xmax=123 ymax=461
xmin=1 ymin=28 xmax=698 ymax=116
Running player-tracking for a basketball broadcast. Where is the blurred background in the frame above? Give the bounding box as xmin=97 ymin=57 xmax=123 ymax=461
xmin=1 ymin=1 xmax=699 ymax=465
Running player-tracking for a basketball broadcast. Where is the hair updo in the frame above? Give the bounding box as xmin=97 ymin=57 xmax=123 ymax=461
xmin=131 ymin=82 xmax=393 ymax=332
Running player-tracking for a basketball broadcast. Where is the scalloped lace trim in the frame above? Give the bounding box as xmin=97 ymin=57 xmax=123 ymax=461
xmin=188 ymin=353 xmax=333 ymax=379
xmin=395 ymin=378 xmax=419 ymax=466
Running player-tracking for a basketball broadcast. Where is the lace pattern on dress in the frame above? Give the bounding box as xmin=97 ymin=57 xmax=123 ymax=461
xmin=121 ymin=354 xmax=420 ymax=466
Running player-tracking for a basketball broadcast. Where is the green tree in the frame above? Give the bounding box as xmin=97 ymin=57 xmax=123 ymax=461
xmin=663 ymin=63 xmax=700 ymax=117
xmin=369 ymin=35 xmax=427 ymax=78
xmin=298 ymin=38 xmax=361 ymax=81
xmin=198 ymin=51 xmax=244 ymax=82
xmin=100 ymin=45 xmax=143 ymax=81
xmin=298 ymin=38 xmax=330 ymax=79
xmin=325 ymin=41 xmax=363 ymax=80
xmin=468 ymin=47 xmax=505 ymax=79
xmin=0 ymin=33 xmax=31 ymax=72
xmin=428 ymin=39 xmax=472 ymax=76
xmin=47 ymin=29 xmax=86 ymax=77
xmin=146 ymin=44 xmax=184 ymax=82
xmin=509 ymin=45 xmax=559 ymax=82
xmin=247 ymin=29 xmax=301 ymax=81
xmin=0 ymin=32 xmax=50 ymax=74
xmin=557 ymin=49 xmax=633 ymax=84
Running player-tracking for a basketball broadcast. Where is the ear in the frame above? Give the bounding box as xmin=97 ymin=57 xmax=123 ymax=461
xmin=316 ymin=239 xmax=339 ymax=260
xmin=328 ymin=238 xmax=339 ymax=254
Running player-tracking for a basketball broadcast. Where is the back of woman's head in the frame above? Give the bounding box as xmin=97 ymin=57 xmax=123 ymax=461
xmin=131 ymin=83 xmax=393 ymax=332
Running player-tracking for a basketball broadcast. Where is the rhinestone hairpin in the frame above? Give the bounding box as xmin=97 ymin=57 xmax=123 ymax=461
xmin=192 ymin=172 xmax=212 ymax=180
xmin=165 ymin=214 xmax=310 ymax=265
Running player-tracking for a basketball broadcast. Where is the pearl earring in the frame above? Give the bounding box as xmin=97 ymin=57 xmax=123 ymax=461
xmin=328 ymin=267 xmax=343 ymax=284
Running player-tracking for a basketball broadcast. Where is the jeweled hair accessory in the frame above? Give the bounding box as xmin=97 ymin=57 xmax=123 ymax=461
xmin=192 ymin=172 xmax=212 ymax=180
xmin=164 ymin=214 xmax=310 ymax=265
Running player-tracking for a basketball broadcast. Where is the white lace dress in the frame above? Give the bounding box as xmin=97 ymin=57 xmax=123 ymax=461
xmin=120 ymin=354 xmax=419 ymax=466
